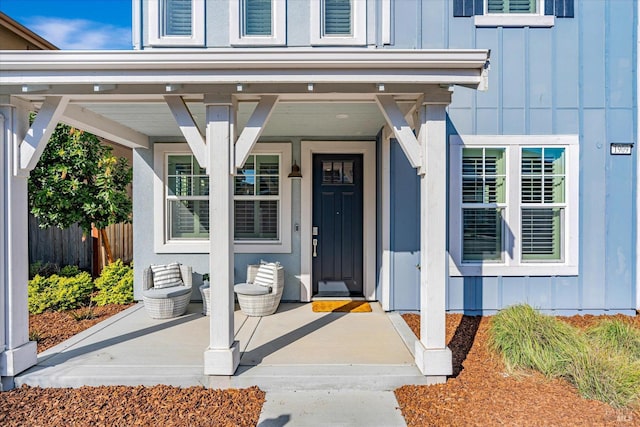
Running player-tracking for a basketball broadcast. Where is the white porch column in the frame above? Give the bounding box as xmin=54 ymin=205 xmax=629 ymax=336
xmin=414 ymin=102 xmax=452 ymax=382
xmin=203 ymin=95 xmax=240 ymax=375
xmin=0 ymin=97 xmax=37 ymax=389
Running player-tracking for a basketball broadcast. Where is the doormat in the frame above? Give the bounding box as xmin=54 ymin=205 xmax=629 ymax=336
xmin=311 ymin=301 xmax=372 ymax=313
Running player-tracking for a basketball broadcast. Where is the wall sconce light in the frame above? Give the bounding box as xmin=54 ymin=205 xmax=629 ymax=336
xmin=288 ymin=161 xmax=302 ymax=178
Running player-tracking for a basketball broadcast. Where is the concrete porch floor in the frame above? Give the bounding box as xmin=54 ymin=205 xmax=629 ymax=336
xmin=16 ymin=302 xmax=430 ymax=391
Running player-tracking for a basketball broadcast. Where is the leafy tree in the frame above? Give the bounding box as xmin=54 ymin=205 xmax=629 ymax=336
xmin=28 ymin=123 xmax=132 ymax=263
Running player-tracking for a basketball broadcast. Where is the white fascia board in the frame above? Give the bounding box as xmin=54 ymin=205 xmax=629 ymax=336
xmin=0 ymin=49 xmax=490 ymax=88
xmin=61 ymin=104 xmax=149 ymax=149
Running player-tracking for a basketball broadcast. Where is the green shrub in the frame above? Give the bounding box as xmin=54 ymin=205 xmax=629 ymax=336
xmin=488 ymin=304 xmax=587 ymax=378
xmin=59 ymin=265 xmax=82 ymax=278
xmin=92 ymin=260 xmax=133 ymax=306
xmin=586 ymin=318 xmax=640 ymax=362
xmin=28 ymin=272 xmax=94 ymax=314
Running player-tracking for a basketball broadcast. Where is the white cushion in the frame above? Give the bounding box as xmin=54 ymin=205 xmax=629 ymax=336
xmin=150 ymin=263 xmax=183 ymax=289
xmin=253 ymin=263 xmax=277 ymax=288
xmin=143 ymin=286 xmax=191 ymax=299
xmin=235 ymin=283 xmax=271 ymax=296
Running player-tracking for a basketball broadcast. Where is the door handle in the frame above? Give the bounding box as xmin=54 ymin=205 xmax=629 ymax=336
xmin=312 ymin=238 xmax=318 ymax=257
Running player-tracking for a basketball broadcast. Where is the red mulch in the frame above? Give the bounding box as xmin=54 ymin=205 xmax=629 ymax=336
xmin=0 ymin=385 xmax=265 ymax=427
xmin=29 ymin=304 xmax=135 ymax=353
xmin=11 ymin=305 xmax=266 ymax=427
xmin=396 ymin=313 xmax=640 ymax=426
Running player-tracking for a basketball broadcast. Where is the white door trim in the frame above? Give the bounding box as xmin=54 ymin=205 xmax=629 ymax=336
xmin=300 ymin=140 xmax=376 ymax=302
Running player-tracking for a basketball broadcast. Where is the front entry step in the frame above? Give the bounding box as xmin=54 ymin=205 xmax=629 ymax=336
xmin=217 ymin=364 xmax=431 ymax=391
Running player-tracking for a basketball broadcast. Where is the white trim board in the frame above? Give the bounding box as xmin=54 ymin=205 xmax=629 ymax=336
xmin=300 ymin=141 xmax=376 ymax=302
xmin=380 ymin=128 xmax=392 ymax=310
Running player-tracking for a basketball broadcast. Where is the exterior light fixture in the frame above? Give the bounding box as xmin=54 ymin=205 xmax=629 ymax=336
xmin=93 ymin=84 xmax=116 ymax=92
xmin=236 ymin=83 xmax=244 ymax=92
xmin=21 ymin=85 xmax=50 ymax=93
xmin=288 ymin=161 xmax=302 ymax=178
xmin=377 ymin=83 xmax=385 ymax=92
xmin=307 ymin=83 xmax=314 ymax=92
xmin=165 ymin=84 xmax=181 ymax=92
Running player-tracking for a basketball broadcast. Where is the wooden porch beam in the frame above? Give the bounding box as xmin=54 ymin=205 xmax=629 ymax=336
xmin=164 ymin=95 xmax=208 ymax=169
xmin=375 ymin=94 xmax=422 ymax=170
xmin=61 ymin=104 xmax=149 ymax=150
xmin=234 ymin=95 xmax=279 ymax=169
xmin=19 ymin=96 xmax=69 ymax=172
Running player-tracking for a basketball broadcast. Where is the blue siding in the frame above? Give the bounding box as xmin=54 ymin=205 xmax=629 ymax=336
xmin=137 ymin=0 xmax=637 ymax=314
xmin=388 ymin=0 xmax=637 ymax=313
xmin=390 ymin=140 xmax=420 ymax=311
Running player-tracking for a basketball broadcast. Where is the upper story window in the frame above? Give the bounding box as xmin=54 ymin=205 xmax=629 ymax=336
xmin=310 ymin=0 xmax=366 ymax=46
xmin=449 ymin=135 xmax=579 ymax=277
xmin=147 ymin=0 xmax=205 ymax=46
xmin=487 ymin=0 xmax=537 ymax=14
xmin=453 ymin=0 xmax=574 ymax=27
xmin=230 ymin=0 xmax=286 ymax=45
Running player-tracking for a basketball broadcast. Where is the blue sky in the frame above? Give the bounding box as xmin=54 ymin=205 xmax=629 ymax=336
xmin=0 ymin=0 xmax=132 ymax=49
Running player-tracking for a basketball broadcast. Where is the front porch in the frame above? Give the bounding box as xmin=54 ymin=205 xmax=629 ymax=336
xmin=16 ymin=302 xmax=429 ymax=390
xmin=1 ymin=48 xmax=490 ymax=384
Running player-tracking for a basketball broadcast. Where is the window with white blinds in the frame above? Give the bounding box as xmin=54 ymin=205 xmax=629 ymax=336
xmin=324 ymin=0 xmax=352 ymax=35
xmin=244 ymin=0 xmax=272 ymax=36
xmin=154 ymin=143 xmax=292 ymax=254
xmin=164 ymin=0 xmax=192 ymax=36
xmin=520 ymin=147 xmax=565 ymax=261
xmin=310 ymin=0 xmax=366 ymax=45
xmin=148 ymin=0 xmax=204 ymax=46
xmin=487 ymin=0 xmax=537 ymax=14
xmin=230 ymin=0 xmax=285 ymax=45
xmin=461 ymin=148 xmax=506 ymax=261
xmin=449 ymin=135 xmax=579 ymax=277
xmin=166 ymin=154 xmax=209 ymax=239
xmin=234 ymin=154 xmax=280 ymax=240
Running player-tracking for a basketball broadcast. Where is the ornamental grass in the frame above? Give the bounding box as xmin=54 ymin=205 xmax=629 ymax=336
xmin=489 ymin=304 xmax=640 ymax=409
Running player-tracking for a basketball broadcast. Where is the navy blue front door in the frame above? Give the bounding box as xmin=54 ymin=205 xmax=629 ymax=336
xmin=312 ymin=154 xmax=363 ymax=296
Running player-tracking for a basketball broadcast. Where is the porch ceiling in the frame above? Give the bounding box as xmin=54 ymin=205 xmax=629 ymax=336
xmin=81 ymin=101 xmax=387 ymax=138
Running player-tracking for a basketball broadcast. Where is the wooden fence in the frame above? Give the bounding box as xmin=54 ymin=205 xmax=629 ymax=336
xmin=28 ymin=214 xmax=133 ymax=276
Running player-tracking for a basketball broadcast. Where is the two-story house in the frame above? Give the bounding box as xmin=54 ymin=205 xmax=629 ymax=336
xmin=0 ymin=0 xmax=637 ymax=386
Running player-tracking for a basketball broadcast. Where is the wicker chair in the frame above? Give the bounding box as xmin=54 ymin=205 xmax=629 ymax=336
xmin=234 ymin=263 xmax=284 ymax=316
xmin=142 ymin=264 xmax=192 ymax=319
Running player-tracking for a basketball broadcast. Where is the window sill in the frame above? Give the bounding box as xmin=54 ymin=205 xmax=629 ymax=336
xmin=310 ymin=36 xmax=367 ymax=46
xmin=148 ymin=36 xmax=205 ymax=47
xmin=449 ymin=260 xmax=578 ymax=277
xmin=474 ymin=14 xmax=555 ymax=28
xmin=154 ymin=241 xmax=291 ymax=254
xmin=230 ymin=36 xmax=286 ymax=47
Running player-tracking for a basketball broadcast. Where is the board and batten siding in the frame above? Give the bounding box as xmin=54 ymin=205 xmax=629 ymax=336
xmin=387 ymin=0 xmax=637 ymax=313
